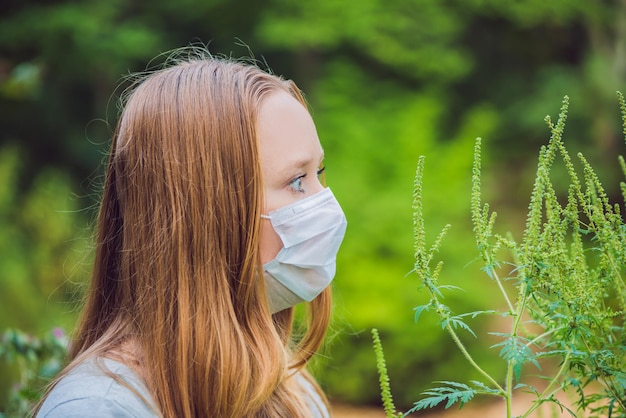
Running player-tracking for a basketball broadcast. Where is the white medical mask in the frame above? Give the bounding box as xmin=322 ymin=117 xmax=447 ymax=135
xmin=262 ymin=188 xmax=347 ymax=313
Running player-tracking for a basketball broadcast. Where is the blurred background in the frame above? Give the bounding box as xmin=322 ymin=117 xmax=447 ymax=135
xmin=1 ymin=0 xmax=626 ymax=415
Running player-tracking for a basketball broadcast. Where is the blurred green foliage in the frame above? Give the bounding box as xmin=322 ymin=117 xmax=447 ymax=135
xmin=0 ymin=145 xmax=90 ymax=411
xmin=0 ymin=328 xmax=68 ymax=417
xmin=0 ymin=146 xmax=88 ymax=332
xmin=2 ymin=0 xmax=626 ymax=412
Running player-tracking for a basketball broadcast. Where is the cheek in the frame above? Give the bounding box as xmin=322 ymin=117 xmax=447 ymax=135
xmin=259 ymin=221 xmax=283 ymax=264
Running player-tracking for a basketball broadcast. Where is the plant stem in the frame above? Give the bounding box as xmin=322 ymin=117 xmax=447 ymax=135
xmin=521 ymin=349 xmax=571 ymax=418
xmin=603 ymin=375 xmax=626 ymax=411
xmin=439 ymin=303 xmax=506 ymax=395
xmin=504 ymin=281 xmax=530 ymax=418
xmin=446 ymin=323 xmax=506 ymax=394
xmin=505 ymin=364 xmax=513 ymax=418
xmin=604 ymin=250 xmax=626 ymax=310
xmin=526 ymin=328 xmax=557 ymax=347
xmin=580 ymin=336 xmax=626 ymax=411
xmin=487 ymin=263 xmax=515 ymax=315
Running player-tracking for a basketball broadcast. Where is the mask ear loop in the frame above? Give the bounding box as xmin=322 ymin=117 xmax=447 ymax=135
xmin=260 ymin=214 xmax=270 ymax=219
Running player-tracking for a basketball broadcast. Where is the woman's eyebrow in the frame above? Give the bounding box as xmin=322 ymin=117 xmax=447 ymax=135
xmin=279 ymin=158 xmax=313 ymax=177
xmin=277 ymin=151 xmax=324 ymax=179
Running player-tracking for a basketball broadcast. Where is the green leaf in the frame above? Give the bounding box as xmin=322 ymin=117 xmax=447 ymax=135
xmin=469 ymin=380 xmax=500 ymax=394
xmin=442 ymin=315 xmax=477 ymax=338
xmin=408 ymin=381 xmax=477 ymax=413
xmin=436 ymin=285 xmax=464 ymax=293
xmin=413 ymin=304 xmax=431 ymax=323
xmin=490 ymin=334 xmax=540 ymax=381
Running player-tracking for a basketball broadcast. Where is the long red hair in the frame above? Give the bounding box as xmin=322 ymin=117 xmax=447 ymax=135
xmin=38 ymin=51 xmax=332 ymax=417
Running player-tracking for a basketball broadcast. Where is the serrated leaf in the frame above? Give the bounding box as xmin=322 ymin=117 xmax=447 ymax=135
xmin=490 ymin=335 xmax=540 ymax=381
xmin=408 ymin=381 xmax=477 ymax=413
xmin=457 ymin=310 xmax=497 ymax=319
xmin=470 ymin=380 xmax=500 ymax=394
xmin=443 ymin=316 xmax=477 ymax=338
xmin=413 ymin=304 xmax=430 ymax=323
xmin=534 ymin=349 xmax=568 ymax=360
xmin=437 ymin=285 xmax=464 ymax=293
xmin=513 ymin=383 xmax=539 ymax=396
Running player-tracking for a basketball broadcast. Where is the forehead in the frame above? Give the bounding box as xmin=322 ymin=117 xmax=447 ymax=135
xmin=257 ymin=92 xmax=323 ymax=177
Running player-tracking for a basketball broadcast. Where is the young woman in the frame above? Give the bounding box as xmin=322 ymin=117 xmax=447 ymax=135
xmin=35 ymin=50 xmax=347 ymax=417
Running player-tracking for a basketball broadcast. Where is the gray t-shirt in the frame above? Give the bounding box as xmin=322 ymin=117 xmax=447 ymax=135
xmin=37 ymin=358 xmax=330 ymax=417
xmin=37 ymin=358 xmax=156 ymax=417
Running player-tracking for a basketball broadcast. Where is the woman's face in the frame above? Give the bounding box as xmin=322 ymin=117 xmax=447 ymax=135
xmin=257 ymin=91 xmax=325 ymax=264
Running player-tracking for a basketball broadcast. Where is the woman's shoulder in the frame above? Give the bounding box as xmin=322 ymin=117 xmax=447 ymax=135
xmin=37 ymin=357 xmax=157 ymax=418
xmin=296 ymin=373 xmax=331 ymax=418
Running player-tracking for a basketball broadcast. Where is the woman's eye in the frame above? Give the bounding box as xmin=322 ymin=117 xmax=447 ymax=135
xmin=288 ymin=166 xmax=324 ymax=193
xmin=288 ymin=176 xmax=305 ymax=193
xmin=317 ymin=165 xmax=326 ymax=185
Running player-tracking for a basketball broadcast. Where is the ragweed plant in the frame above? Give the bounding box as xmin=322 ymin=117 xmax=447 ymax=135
xmin=373 ymin=94 xmax=626 ymax=417
xmin=0 ymin=328 xmax=68 ymax=417
xmin=372 ymin=329 xmax=403 ymax=418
